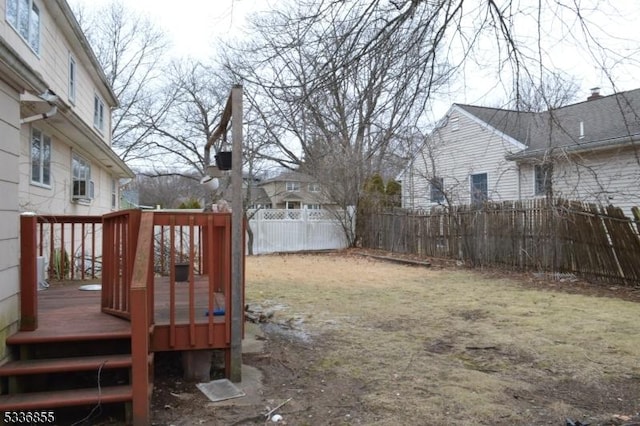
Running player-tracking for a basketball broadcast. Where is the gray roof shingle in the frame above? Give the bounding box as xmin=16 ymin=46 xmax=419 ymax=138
xmin=458 ymin=88 xmax=640 ymax=158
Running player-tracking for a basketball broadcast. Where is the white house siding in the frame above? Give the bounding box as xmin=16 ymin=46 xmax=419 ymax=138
xmin=18 ymin=121 xmax=116 ymax=215
xmin=0 ymin=81 xmax=21 ymax=362
xmin=0 ymin=1 xmax=112 ymax=142
xmin=404 ymin=106 xmax=524 ymax=210
xmin=551 ymin=148 xmax=640 ymax=216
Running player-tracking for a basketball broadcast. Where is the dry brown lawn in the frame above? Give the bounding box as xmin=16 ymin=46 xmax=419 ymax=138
xmin=244 ymin=253 xmax=640 ymax=425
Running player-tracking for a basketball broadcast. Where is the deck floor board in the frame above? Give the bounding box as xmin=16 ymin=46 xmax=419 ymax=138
xmin=9 ymin=276 xmax=226 ymax=345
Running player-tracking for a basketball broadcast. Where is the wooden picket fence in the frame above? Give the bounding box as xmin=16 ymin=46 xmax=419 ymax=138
xmin=358 ymin=199 xmax=640 ymax=286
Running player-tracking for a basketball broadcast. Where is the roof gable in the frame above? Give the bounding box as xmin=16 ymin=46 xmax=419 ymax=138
xmin=453 ymin=104 xmax=530 ymax=150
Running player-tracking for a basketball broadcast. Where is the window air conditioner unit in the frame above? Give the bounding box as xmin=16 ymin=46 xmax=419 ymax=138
xmin=37 ymin=256 xmax=49 ymax=291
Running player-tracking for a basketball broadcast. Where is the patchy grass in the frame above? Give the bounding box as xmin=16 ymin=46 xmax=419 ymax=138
xmin=246 ymin=253 xmax=640 ymax=425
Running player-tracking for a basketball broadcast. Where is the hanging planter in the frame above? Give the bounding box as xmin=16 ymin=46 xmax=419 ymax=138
xmin=215 ymin=151 xmax=232 ymax=170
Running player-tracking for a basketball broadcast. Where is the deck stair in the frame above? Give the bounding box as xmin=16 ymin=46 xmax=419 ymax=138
xmin=0 ymin=313 xmax=149 ymax=420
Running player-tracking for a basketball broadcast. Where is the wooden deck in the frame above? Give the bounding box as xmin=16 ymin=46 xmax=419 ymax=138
xmin=9 ymin=276 xmax=227 ymax=346
xmin=8 ymin=282 xmax=131 ymax=345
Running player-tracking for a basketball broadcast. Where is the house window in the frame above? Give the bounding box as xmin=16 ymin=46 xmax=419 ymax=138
xmin=308 ymin=182 xmax=320 ymax=192
xmin=111 ymin=178 xmax=117 ymax=209
xmin=470 ymin=173 xmax=488 ymax=205
xmin=306 ymin=204 xmax=321 ymax=210
xmin=69 ymin=55 xmax=76 ymax=104
xmin=93 ymin=95 xmax=105 ymax=132
xmin=285 ymin=201 xmax=300 ymax=209
xmin=285 ymin=181 xmax=300 ymax=192
xmin=6 ymin=0 xmax=40 ymax=54
xmin=534 ymin=164 xmax=553 ymax=196
xmin=430 ymin=177 xmax=444 ymax=203
xmin=72 ymin=154 xmax=92 ymax=200
xmin=31 ymin=127 xmax=51 ymax=186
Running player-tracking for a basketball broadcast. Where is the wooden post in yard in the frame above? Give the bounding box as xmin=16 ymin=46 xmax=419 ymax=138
xmin=230 ymin=84 xmax=244 ymax=382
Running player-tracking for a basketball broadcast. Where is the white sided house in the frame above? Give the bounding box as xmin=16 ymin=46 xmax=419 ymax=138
xmin=0 ymin=0 xmax=132 ymax=361
xmin=402 ymin=88 xmax=640 ymax=216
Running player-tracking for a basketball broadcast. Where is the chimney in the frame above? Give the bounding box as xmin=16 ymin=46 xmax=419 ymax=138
xmin=587 ymin=87 xmax=603 ymax=101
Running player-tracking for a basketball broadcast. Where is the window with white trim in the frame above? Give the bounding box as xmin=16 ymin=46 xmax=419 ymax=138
xmin=69 ymin=55 xmax=76 ymax=104
xmin=111 ymin=178 xmax=117 ymax=209
xmin=308 ymin=182 xmax=320 ymax=192
xmin=72 ymin=154 xmax=92 ymax=200
xmin=285 ymin=181 xmax=300 ymax=192
xmin=93 ymin=95 xmax=105 ymax=132
xmin=6 ymin=0 xmax=40 ymax=54
xmin=31 ymin=127 xmax=51 ymax=186
xmin=306 ymin=204 xmax=321 ymax=210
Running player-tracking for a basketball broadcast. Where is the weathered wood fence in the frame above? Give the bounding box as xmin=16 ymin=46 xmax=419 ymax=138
xmin=359 ymin=199 xmax=640 ymax=286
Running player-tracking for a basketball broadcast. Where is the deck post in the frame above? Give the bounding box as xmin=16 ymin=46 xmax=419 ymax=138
xmin=130 ymin=212 xmax=154 ymax=426
xmin=19 ymin=213 xmax=38 ymax=331
xmin=230 ymin=84 xmax=244 ymax=382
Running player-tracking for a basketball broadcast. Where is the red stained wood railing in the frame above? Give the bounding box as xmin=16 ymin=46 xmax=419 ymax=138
xmin=34 ymin=215 xmax=103 ymax=281
xmin=130 ymin=212 xmax=154 ymax=426
xmin=152 ymin=212 xmax=232 ymax=349
xmin=20 ymin=214 xmax=104 ymax=331
xmin=102 ymin=210 xmax=141 ymax=319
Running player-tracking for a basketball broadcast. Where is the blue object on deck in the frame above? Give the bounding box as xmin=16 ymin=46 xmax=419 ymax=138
xmin=205 ymin=308 xmax=225 ymax=316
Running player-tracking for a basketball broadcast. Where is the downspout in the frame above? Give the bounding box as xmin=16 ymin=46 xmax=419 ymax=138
xmin=20 ymin=105 xmax=58 ymax=124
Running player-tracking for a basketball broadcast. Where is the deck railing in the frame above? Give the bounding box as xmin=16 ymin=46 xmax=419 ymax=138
xmin=130 ymin=212 xmax=154 ymax=425
xmin=102 ymin=210 xmax=142 ymax=319
xmin=152 ymin=212 xmax=232 ymax=349
xmin=36 ymin=215 xmax=103 ymax=281
xmin=19 ymin=214 xmax=104 ymax=331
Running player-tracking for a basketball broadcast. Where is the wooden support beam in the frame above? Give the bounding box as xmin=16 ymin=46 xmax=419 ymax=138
xmin=230 ymin=84 xmax=243 ymax=382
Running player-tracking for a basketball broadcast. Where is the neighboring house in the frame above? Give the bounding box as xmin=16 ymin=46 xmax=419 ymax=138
xmin=258 ymin=170 xmax=336 ymax=210
xmin=0 ymin=0 xmax=132 ymax=361
xmin=402 ymin=88 xmax=640 ymax=215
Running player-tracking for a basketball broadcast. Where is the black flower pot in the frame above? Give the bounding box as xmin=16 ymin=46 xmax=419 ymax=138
xmin=215 ymin=151 xmax=232 ymax=170
xmin=174 ymin=263 xmax=190 ymax=282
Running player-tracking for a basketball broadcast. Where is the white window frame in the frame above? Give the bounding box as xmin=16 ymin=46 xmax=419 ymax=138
xmin=93 ymin=94 xmax=105 ymax=132
xmin=285 ymin=181 xmax=300 ymax=192
xmin=308 ymin=182 xmax=320 ymax=193
xmin=30 ymin=127 xmax=51 ymax=187
xmin=111 ymin=178 xmax=117 ymax=209
xmin=6 ymin=0 xmax=40 ymax=55
xmin=72 ymin=153 xmax=92 ymax=201
xmin=306 ymin=204 xmax=321 ymax=210
xmin=69 ymin=55 xmax=77 ymax=104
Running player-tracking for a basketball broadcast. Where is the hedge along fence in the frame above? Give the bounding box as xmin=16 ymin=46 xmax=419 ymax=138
xmin=358 ymin=199 xmax=640 ymax=286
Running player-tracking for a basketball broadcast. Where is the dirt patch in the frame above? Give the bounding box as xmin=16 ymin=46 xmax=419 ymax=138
xmin=146 ymin=252 xmax=640 ymax=425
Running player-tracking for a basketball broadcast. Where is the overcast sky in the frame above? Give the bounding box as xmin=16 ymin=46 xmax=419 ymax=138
xmin=69 ymin=0 xmax=640 ymax=119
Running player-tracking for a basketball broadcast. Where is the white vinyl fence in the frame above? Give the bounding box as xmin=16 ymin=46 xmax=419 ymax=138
xmin=247 ymin=209 xmax=351 ymax=255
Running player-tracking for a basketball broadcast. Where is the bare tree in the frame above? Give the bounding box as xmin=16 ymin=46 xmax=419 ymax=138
xmin=76 ymin=0 xmax=170 ymax=163
xmin=224 ymin=1 xmax=451 ymax=244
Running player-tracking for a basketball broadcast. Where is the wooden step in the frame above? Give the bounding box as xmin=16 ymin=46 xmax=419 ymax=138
xmin=0 ymin=385 xmax=132 ymax=410
xmin=0 ymin=354 xmax=132 ymax=376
